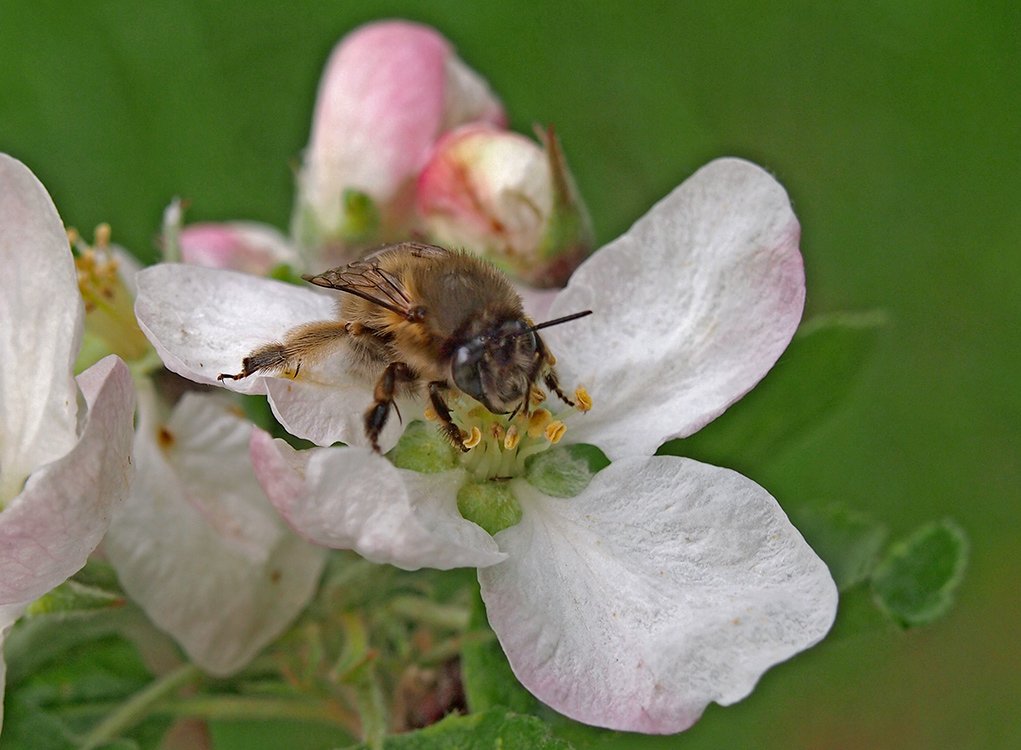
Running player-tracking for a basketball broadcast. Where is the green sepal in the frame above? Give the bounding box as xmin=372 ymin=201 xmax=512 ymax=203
xmin=525 ymin=443 xmax=608 ymax=498
xmin=456 ymin=480 xmax=522 ymax=536
xmin=388 ymin=420 xmax=459 ymax=473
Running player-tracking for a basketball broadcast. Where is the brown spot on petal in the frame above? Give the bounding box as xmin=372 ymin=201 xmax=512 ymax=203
xmin=157 ymin=426 xmax=175 ymax=450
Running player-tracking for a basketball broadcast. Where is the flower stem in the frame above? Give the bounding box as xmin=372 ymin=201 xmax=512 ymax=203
xmin=387 ymin=596 xmax=470 ymax=631
xmin=78 ymin=663 xmax=202 ymax=750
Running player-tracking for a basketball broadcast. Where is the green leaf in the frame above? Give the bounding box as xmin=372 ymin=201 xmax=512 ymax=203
xmin=871 ymin=518 xmax=969 ymax=627
xmin=2 ymin=636 xmax=169 ymax=750
xmin=460 ymin=587 xmax=538 ymax=716
xmin=792 ymin=504 xmax=889 ymax=591
xmin=659 ymin=311 xmax=886 ymax=467
xmin=344 ymin=709 xmax=574 ymax=750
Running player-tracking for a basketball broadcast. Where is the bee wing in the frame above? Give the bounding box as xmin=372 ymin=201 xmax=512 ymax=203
xmin=303 ymin=242 xmax=450 ymax=317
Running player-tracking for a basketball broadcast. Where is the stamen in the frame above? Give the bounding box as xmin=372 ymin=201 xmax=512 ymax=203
xmin=544 ymin=420 xmax=567 ymax=444
xmin=574 ymin=386 xmax=592 ymax=412
xmin=526 ymin=409 xmax=552 ymax=438
xmin=503 ymin=424 xmax=521 ymax=451
xmin=423 ymin=404 xmax=438 ymax=422
xmin=94 ymin=222 xmax=112 ymax=248
xmin=462 ymin=425 xmax=482 ymax=450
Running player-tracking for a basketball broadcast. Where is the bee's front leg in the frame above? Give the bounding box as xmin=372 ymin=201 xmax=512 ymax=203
xmin=428 ymin=381 xmax=470 ymax=452
xmin=218 ymin=320 xmax=369 ymax=381
xmin=365 ymin=362 xmax=418 ymax=452
xmin=531 ymin=334 xmax=576 ymax=408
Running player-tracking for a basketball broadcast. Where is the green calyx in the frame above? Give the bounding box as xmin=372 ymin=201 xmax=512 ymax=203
xmin=457 ymin=480 xmax=522 ymax=536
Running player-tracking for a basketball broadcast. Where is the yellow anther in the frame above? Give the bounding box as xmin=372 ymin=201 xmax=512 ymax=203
xmin=526 ymin=408 xmax=552 ymax=438
xmin=574 ymin=386 xmax=592 ymax=412
xmin=503 ymin=424 xmax=521 ymax=451
xmin=462 ymin=425 xmax=482 ymax=449
xmin=423 ymin=404 xmax=438 ymax=422
xmin=529 ymin=386 xmax=547 ymax=407
xmin=544 ymin=420 xmax=567 ymax=444
xmin=66 ymin=227 xmax=80 ymax=245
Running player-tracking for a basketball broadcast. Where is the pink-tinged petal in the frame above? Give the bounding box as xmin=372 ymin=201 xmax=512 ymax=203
xmin=0 ymin=356 xmax=135 ymax=604
xmin=105 ymin=390 xmax=326 ymax=676
xmin=180 ymin=222 xmax=296 ymax=275
xmin=251 ymin=432 xmax=505 ymax=571
xmin=134 ymin=264 xmax=337 ymax=393
xmin=300 ymin=21 xmax=504 ymax=235
xmin=0 ymin=154 xmax=82 ymax=502
xmin=480 ymin=456 xmax=836 ymax=733
xmin=546 ymin=158 xmax=804 ymax=459
xmin=265 ymin=377 xmax=417 ymax=451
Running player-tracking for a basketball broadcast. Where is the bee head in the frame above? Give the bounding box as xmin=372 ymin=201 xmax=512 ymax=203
xmin=452 ymin=317 xmax=538 ymax=414
xmin=450 ymin=310 xmax=592 ymax=415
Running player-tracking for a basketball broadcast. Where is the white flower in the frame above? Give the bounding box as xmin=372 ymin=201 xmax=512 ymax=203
xmin=0 ymin=154 xmax=136 ymax=729
xmin=103 ymin=384 xmax=327 ymax=676
xmin=134 ymin=158 xmax=837 ymax=733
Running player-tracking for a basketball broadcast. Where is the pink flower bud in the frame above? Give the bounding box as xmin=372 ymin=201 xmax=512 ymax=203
xmin=417 ymin=124 xmax=593 ymax=287
xmin=294 ymin=21 xmax=505 ymax=256
xmin=180 ymin=222 xmax=295 ymax=275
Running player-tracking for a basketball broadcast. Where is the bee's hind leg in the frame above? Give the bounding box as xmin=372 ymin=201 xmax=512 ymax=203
xmin=218 ymin=320 xmax=358 ymax=382
xmin=365 ymin=362 xmax=418 ymax=452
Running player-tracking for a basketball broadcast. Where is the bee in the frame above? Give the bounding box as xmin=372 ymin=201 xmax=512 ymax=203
xmin=218 ymin=241 xmax=590 ymax=452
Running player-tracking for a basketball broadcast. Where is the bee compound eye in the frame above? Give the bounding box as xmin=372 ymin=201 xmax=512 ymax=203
xmin=452 ymin=343 xmax=484 ymax=401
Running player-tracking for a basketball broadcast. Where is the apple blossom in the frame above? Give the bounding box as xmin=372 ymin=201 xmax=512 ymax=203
xmin=103 ymin=384 xmax=327 ymax=675
xmin=292 ymin=20 xmax=505 ymax=263
xmin=0 ymin=154 xmax=135 ymax=729
xmin=417 ymin=124 xmax=594 ymax=287
xmin=133 ymin=157 xmax=838 ymax=733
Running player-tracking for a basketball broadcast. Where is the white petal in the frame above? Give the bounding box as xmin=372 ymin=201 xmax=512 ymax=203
xmin=134 ymin=263 xmax=337 ymax=392
xmin=105 ymin=389 xmax=326 ymax=676
xmin=479 ymin=456 xmax=837 ymax=734
xmin=546 ymin=158 xmax=804 ymax=459
xmin=0 ymin=356 xmax=135 ymax=605
xmin=251 ymin=432 xmax=505 ymax=571
xmin=0 ymin=154 xmax=82 ymax=501
xmin=265 ymin=377 xmax=420 ymax=451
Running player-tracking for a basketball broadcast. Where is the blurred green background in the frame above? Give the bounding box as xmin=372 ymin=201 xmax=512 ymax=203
xmin=1 ymin=1 xmax=1016 ymax=747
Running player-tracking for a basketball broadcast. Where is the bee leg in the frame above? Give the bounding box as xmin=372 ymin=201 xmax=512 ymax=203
xmin=428 ymin=381 xmax=469 ymax=452
xmin=544 ymin=370 xmax=576 ymax=407
xmin=365 ymin=362 xmax=417 ymax=452
xmin=532 ymin=334 xmax=576 ymax=407
xmin=217 ymin=320 xmax=362 ymax=381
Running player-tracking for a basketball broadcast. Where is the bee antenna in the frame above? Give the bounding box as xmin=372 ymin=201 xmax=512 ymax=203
xmin=527 ymin=310 xmax=593 ymax=334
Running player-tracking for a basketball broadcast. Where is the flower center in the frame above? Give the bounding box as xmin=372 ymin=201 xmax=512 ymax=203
xmin=431 ymin=386 xmax=591 ymax=482
xmin=71 ymin=225 xmax=153 ymax=366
